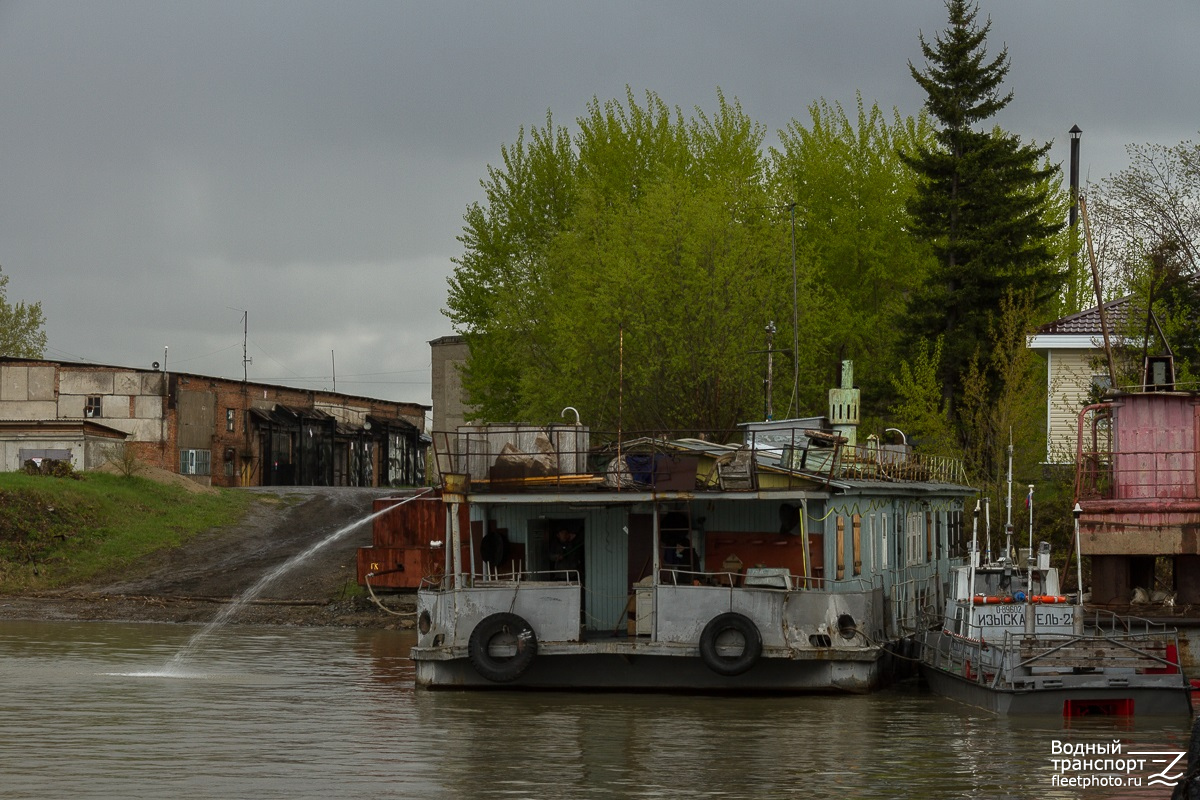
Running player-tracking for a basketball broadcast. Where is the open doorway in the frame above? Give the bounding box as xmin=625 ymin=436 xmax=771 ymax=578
xmin=527 ymin=518 xmax=585 ymax=583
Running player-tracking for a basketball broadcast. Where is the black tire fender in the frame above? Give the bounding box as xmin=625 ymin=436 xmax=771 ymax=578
xmin=699 ymin=612 xmax=762 ymax=676
xmin=467 ymin=612 xmax=538 ymax=683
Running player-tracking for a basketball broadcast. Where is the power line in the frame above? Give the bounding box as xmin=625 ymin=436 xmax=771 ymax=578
xmin=170 ymin=341 xmax=242 ymax=365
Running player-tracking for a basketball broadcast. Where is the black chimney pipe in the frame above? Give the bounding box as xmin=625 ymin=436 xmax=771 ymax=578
xmin=1069 ymin=125 xmax=1082 ymax=229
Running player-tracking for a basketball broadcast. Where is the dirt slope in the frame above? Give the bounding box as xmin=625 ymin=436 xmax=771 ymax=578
xmin=0 ymin=487 xmax=418 ymax=628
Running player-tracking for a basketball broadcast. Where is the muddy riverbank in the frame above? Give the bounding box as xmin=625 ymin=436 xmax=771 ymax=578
xmin=0 ymin=486 xmax=419 ymax=629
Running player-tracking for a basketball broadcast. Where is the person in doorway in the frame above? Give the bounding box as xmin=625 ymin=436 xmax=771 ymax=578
xmin=549 ymin=528 xmax=583 ymax=579
xmin=661 ymin=528 xmax=698 ymax=577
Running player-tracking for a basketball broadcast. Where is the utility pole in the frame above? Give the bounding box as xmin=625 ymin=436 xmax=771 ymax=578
xmin=788 ymin=203 xmax=799 ymax=419
xmin=234 ymin=308 xmax=252 ymax=487
xmin=1079 ymin=195 xmax=1118 ymax=387
xmin=764 ymin=321 xmax=776 ymax=420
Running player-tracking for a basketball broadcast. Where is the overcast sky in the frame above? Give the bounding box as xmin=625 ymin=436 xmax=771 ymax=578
xmin=1 ymin=1 xmax=1196 ymax=416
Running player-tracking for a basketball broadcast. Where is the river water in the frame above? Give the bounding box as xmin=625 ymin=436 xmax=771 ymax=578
xmin=0 ymin=619 xmax=1192 ymax=800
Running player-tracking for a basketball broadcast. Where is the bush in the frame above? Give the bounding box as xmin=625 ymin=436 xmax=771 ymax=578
xmin=104 ymin=445 xmax=145 ymax=478
xmin=22 ymin=459 xmax=80 ymax=479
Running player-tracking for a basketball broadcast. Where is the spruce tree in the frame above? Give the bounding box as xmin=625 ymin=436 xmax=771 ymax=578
xmin=902 ymin=0 xmax=1064 ymax=420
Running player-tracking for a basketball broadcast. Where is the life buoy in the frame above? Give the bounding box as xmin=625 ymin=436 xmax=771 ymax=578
xmin=699 ymin=612 xmax=762 ymax=676
xmin=467 ymin=612 xmax=538 ymax=683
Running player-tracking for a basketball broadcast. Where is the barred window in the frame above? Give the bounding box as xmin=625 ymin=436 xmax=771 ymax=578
xmin=179 ymin=449 xmax=211 ymax=476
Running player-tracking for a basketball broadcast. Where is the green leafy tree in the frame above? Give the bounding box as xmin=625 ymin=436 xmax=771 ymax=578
xmin=889 ymin=337 xmax=957 ymax=459
xmin=901 ymin=0 xmax=1066 ymax=422
xmin=446 ymin=90 xmax=792 ymax=434
xmin=1107 ymin=239 xmax=1200 ymax=390
xmin=957 ymin=290 xmax=1045 ymax=485
xmin=772 ymin=95 xmax=936 ymax=422
xmin=0 ymin=268 xmax=46 ymax=358
xmin=445 ymin=114 xmax=577 ymax=421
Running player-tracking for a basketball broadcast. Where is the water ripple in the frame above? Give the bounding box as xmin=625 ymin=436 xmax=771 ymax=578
xmin=0 ymin=620 xmax=1191 ymax=800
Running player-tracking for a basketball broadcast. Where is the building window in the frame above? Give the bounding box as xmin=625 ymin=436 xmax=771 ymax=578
xmin=880 ymin=513 xmax=889 ymax=569
xmin=226 ymin=408 xmax=235 ymax=432
xmin=179 ymin=449 xmax=212 ymax=476
xmin=85 ymin=396 xmax=102 ymax=418
xmin=906 ymin=511 xmax=925 ymax=566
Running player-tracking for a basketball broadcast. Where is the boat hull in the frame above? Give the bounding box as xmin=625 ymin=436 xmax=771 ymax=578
xmin=413 ymin=642 xmax=894 ymax=693
xmin=919 ymin=662 xmax=1192 ymax=716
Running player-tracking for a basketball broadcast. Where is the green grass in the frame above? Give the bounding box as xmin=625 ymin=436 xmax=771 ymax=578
xmin=0 ymin=471 xmax=253 ymax=592
xmin=339 ymin=578 xmax=367 ymax=599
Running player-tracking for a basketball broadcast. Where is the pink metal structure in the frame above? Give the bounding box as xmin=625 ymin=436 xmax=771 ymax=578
xmin=1075 ymin=393 xmax=1200 ymax=604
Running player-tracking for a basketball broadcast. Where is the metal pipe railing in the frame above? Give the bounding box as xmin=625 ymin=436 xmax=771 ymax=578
xmin=429 ymin=426 xmax=969 ymax=492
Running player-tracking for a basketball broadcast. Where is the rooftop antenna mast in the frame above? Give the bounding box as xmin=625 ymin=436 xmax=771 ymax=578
xmin=228 ymin=307 xmax=253 ymax=383
xmin=984 ymin=497 xmax=992 ymax=565
xmin=242 ymin=311 xmax=252 ymax=383
xmin=1004 ymin=430 xmax=1014 ymax=563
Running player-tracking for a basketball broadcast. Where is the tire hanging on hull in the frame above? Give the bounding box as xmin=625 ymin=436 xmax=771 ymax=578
xmin=699 ymin=612 xmax=762 ymax=676
xmin=468 ymin=612 xmax=538 ymax=683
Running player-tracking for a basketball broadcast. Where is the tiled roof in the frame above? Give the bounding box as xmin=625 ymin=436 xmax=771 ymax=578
xmin=1037 ymin=296 xmax=1131 ymax=335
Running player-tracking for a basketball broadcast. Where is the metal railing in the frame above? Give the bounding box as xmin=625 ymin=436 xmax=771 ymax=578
xmin=419 ymin=568 xmax=581 ymax=591
xmin=1075 ymin=446 xmax=1198 ymax=501
xmin=923 ymin=610 xmax=1181 ymax=690
xmin=654 ymin=568 xmax=878 ymax=592
xmin=430 ymin=426 xmax=968 ymax=493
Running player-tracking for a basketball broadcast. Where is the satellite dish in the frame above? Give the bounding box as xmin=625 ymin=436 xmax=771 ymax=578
xmin=152 ymin=361 xmax=160 ymax=370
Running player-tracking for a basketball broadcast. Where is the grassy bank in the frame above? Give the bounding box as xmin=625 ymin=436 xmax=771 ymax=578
xmin=0 ymin=471 xmax=252 ymax=592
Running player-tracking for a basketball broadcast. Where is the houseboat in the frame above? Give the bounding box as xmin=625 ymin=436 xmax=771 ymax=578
xmin=409 ymin=362 xmax=975 ymax=692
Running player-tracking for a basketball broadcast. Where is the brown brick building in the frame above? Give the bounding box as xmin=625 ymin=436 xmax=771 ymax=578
xmin=0 ymin=357 xmax=428 ymax=487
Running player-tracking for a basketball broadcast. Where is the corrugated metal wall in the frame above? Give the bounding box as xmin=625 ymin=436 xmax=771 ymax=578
xmin=479 ymin=503 xmax=629 ymax=631
xmin=1115 ymin=394 xmax=1197 ymax=500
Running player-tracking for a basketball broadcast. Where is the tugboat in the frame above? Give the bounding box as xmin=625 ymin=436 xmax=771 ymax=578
xmin=919 ymin=484 xmax=1192 ymax=716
